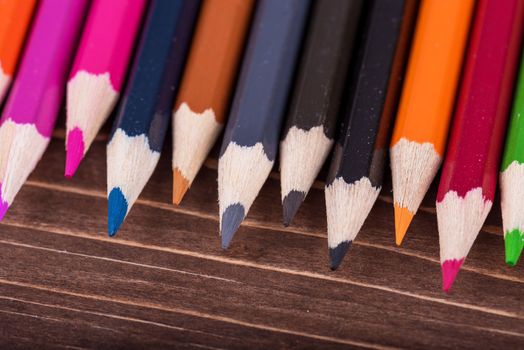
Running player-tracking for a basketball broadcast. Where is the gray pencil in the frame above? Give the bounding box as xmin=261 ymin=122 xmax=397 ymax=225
xmin=218 ymin=0 xmax=310 ymax=248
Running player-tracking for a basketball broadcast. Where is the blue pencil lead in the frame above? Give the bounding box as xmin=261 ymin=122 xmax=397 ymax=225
xmin=107 ymin=187 xmax=128 ymax=237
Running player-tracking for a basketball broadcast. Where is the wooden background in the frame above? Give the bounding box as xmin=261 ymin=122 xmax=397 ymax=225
xmin=0 ymin=120 xmax=522 ymax=349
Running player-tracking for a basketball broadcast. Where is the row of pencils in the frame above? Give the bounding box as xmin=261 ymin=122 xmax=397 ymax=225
xmin=0 ymin=0 xmax=523 ymax=293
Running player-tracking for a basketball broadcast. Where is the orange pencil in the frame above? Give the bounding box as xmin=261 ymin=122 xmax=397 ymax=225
xmin=390 ymin=0 xmax=474 ymax=245
xmin=0 ymin=0 xmax=37 ymax=103
xmin=172 ymin=0 xmax=254 ymax=204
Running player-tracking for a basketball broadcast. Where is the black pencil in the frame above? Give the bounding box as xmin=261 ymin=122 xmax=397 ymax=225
xmin=326 ymin=0 xmax=419 ymax=269
xmin=279 ymin=0 xmax=364 ymax=227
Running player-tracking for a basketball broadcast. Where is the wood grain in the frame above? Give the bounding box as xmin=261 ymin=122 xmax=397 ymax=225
xmin=0 ymin=134 xmax=522 ymax=349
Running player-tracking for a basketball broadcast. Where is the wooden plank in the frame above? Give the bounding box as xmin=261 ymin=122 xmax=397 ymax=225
xmin=0 ymin=225 xmax=522 ymax=349
xmin=0 ymin=284 xmax=350 ymax=350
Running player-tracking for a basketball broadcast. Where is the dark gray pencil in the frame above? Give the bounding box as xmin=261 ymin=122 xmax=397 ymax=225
xmin=218 ymin=0 xmax=310 ymax=249
xmin=279 ymin=0 xmax=364 ymax=227
xmin=326 ymin=0 xmax=419 ymax=269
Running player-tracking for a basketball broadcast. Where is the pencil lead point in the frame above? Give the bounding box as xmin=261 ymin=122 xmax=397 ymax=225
xmin=394 ymin=204 xmax=414 ymax=245
xmin=65 ymin=128 xmax=85 ymax=178
xmin=441 ymin=258 xmax=463 ymax=293
xmin=108 ymin=187 xmax=128 ymax=237
xmin=329 ymin=241 xmax=352 ymax=270
xmin=505 ymin=229 xmax=523 ymax=266
xmin=0 ymin=193 xmax=8 ymax=221
xmin=172 ymin=168 xmax=190 ymax=205
xmin=282 ymin=190 xmax=305 ymax=227
xmin=220 ymin=203 xmax=245 ymax=249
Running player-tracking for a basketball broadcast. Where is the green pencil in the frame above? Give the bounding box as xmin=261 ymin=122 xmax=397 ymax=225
xmin=500 ymin=50 xmax=524 ymax=266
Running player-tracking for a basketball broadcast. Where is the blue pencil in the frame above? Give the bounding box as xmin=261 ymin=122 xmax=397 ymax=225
xmin=218 ymin=0 xmax=310 ymax=248
xmin=107 ymin=0 xmax=200 ymax=236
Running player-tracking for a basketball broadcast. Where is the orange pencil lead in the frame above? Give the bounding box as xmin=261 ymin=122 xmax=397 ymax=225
xmin=394 ymin=204 xmax=413 ymax=246
xmin=172 ymin=168 xmax=190 ymax=205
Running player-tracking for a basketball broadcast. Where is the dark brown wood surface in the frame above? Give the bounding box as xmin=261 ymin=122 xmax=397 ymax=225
xmin=0 ymin=125 xmax=522 ymax=349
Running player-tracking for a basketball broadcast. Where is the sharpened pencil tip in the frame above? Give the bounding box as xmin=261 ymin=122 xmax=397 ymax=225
xmin=505 ymin=229 xmax=523 ymax=266
xmin=329 ymin=241 xmax=352 ymax=270
xmin=220 ymin=203 xmax=245 ymax=249
xmin=65 ymin=128 xmax=85 ymax=178
xmin=172 ymin=168 xmax=190 ymax=205
xmin=108 ymin=187 xmax=128 ymax=237
xmin=394 ymin=204 xmax=414 ymax=245
xmin=0 ymin=192 xmax=8 ymax=221
xmin=441 ymin=258 xmax=464 ymax=293
xmin=282 ymin=190 xmax=306 ymax=227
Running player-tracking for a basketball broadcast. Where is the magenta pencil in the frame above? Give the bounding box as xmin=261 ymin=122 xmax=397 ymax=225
xmin=436 ymin=0 xmax=524 ymax=292
xmin=0 ymin=0 xmax=88 ymax=219
xmin=66 ymin=0 xmax=147 ymax=177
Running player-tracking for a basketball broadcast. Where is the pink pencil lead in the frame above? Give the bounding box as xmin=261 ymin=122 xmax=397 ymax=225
xmin=0 ymin=189 xmax=8 ymax=221
xmin=441 ymin=258 xmax=464 ymax=293
xmin=65 ymin=128 xmax=85 ymax=178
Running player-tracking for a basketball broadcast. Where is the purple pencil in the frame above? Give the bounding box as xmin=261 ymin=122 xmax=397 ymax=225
xmin=0 ymin=0 xmax=88 ymax=219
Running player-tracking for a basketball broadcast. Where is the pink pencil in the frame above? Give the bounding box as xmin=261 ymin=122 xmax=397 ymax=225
xmin=0 ymin=0 xmax=88 ymax=219
xmin=436 ymin=0 xmax=524 ymax=292
xmin=66 ymin=0 xmax=147 ymax=177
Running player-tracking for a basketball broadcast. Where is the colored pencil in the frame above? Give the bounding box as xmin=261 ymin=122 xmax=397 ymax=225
xmin=65 ymin=0 xmax=147 ymax=177
xmin=107 ymin=0 xmax=200 ymax=236
xmin=326 ymin=0 xmax=418 ymax=270
xmin=218 ymin=0 xmax=310 ymax=248
xmin=389 ymin=0 xmax=474 ymax=245
xmin=0 ymin=0 xmax=88 ymax=220
xmin=0 ymin=0 xmax=36 ymax=104
xmin=436 ymin=0 xmax=524 ymax=292
xmin=172 ymin=0 xmax=254 ymax=205
xmin=500 ymin=51 xmax=524 ymax=267
xmin=279 ymin=0 xmax=363 ymax=227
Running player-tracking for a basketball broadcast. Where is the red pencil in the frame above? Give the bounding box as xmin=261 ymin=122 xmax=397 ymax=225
xmin=436 ymin=0 xmax=524 ymax=293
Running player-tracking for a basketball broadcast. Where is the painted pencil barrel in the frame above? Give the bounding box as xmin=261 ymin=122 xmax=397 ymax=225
xmin=220 ymin=0 xmax=310 ymax=159
xmin=69 ymin=0 xmax=147 ymax=89
xmin=0 ymin=0 xmax=36 ymax=104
